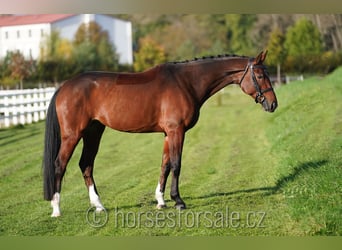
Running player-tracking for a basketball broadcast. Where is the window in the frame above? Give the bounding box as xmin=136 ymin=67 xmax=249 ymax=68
xmin=41 ymin=29 xmax=44 ymax=37
xmin=17 ymin=30 xmax=20 ymax=38
xmin=28 ymin=29 xmax=32 ymax=37
xmin=5 ymin=31 xmax=8 ymax=39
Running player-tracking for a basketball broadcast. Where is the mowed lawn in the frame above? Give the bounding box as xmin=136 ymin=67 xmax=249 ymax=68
xmin=0 ymin=68 xmax=341 ymax=236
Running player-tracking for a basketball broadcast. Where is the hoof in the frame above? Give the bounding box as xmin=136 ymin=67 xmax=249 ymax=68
xmin=174 ymin=203 xmax=186 ymax=210
xmin=51 ymin=212 xmax=61 ymax=217
xmin=90 ymin=200 xmax=105 ymax=212
xmin=95 ymin=207 xmax=105 ymax=213
xmin=156 ymin=204 xmax=167 ymax=209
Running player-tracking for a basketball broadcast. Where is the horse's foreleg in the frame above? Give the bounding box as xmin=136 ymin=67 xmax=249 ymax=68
xmin=155 ymin=136 xmax=171 ymax=209
xmin=79 ymin=121 xmax=105 ymax=211
xmin=52 ymin=136 xmax=80 ymax=217
xmin=167 ymin=127 xmax=186 ymax=209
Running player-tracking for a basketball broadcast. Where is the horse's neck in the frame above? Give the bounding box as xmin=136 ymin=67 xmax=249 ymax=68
xmin=183 ymin=60 xmax=245 ymax=105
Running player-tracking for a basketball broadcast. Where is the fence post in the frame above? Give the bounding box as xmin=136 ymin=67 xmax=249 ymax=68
xmin=11 ymin=94 xmax=17 ymax=126
xmin=27 ymin=91 xmax=33 ymax=124
xmin=39 ymin=88 xmax=45 ymax=120
xmin=3 ymin=95 xmax=10 ymax=127
xmin=19 ymin=93 xmax=26 ymax=125
xmin=33 ymin=89 xmax=39 ymax=122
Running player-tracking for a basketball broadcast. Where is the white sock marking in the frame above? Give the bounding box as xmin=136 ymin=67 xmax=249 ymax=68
xmin=89 ymin=184 xmax=104 ymax=211
xmin=51 ymin=192 xmax=61 ymax=217
xmin=155 ymin=183 xmax=166 ymax=209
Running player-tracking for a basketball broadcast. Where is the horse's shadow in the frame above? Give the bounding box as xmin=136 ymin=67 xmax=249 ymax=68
xmin=105 ymin=159 xmax=328 ymax=211
xmin=192 ymin=159 xmax=328 ymax=201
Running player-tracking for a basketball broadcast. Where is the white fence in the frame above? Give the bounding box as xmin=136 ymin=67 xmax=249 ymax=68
xmin=269 ymin=75 xmax=304 ymax=84
xmin=285 ymin=75 xmax=304 ymax=84
xmin=0 ymin=87 xmax=56 ymax=128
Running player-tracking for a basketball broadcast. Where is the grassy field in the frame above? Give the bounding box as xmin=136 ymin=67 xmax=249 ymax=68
xmin=0 ymin=68 xmax=341 ymax=236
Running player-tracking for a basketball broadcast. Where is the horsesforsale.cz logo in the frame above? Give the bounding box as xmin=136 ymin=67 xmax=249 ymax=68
xmin=85 ymin=206 xmax=266 ymax=229
xmin=85 ymin=206 xmax=109 ymax=228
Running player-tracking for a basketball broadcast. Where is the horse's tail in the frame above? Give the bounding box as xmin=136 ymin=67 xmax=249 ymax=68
xmin=43 ymin=89 xmax=61 ymax=201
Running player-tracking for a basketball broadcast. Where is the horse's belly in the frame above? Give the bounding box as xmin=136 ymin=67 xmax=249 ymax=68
xmin=95 ymin=104 xmax=162 ymax=133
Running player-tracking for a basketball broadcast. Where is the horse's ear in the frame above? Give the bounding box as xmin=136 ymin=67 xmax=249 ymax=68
xmin=255 ymin=50 xmax=268 ymax=64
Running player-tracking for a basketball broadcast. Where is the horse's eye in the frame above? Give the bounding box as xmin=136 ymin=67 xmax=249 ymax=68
xmin=257 ymin=75 xmax=264 ymax=79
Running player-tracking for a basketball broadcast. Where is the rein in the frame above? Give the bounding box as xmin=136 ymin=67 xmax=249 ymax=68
xmin=238 ymin=58 xmax=274 ymax=104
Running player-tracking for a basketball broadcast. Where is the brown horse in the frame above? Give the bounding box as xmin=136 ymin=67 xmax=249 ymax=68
xmin=43 ymin=51 xmax=277 ymax=217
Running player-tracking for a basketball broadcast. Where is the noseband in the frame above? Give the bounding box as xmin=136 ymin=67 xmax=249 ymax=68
xmin=239 ymin=59 xmax=274 ymax=104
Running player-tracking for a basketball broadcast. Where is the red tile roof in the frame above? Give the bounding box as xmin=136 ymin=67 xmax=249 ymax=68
xmin=0 ymin=14 xmax=74 ymax=27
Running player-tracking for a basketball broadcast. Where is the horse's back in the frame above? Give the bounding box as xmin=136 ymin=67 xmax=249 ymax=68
xmin=54 ymin=66 xmax=197 ymax=133
xmin=56 ymin=70 xmax=166 ymax=133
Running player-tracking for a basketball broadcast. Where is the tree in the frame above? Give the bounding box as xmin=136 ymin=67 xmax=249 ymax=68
xmin=283 ymin=17 xmax=324 ymax=73
xmin=133 ymin=37 xmax=166 ymax=72
xmin=74 ymin=21 xmax=108 ymax=45
xmin=266 ymin=28 xmax=286 ymax=84
xmin=0 ymin=51 xmax=34 ymax=89
xmin=38 ymin=31 xmax=73 ymax=83
xmin=72 ymin=41 xmax=99 ymax=72
xmin=10 ymin=52 xmax=34 ymax=89
xmin=284 ymin=17 xmax=324 ymax=57
xmin=142 ymin=15 xmax=230 ymax=61
xmin=38 ymin=22 xmax=119 ymax=83
xmin=225 ymin=14 xmax=258 ymax=55
xmin=73 ymin=21 xmax=119 ymax=72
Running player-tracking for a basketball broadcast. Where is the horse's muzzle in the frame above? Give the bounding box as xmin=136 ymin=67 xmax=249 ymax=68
xmin=271 ymin=101 xmax=278 ymax=112
xmin=262 ymin=100 xmax=277 ymax=113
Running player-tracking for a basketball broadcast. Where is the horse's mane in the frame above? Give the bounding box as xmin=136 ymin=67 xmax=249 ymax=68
xmin=166 ymin=54 xmax=249 ymax=65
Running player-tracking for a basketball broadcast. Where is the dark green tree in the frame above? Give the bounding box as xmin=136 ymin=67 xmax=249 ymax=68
xmin=72 ymin=41 xmax=98 ymax=72
xmin=73 ymin=21 xmax=119 ymax=72
xmin=266 ymin=28 xmax=286 ymax=84
xmin=284 ymin=17 xmax=324 ymax=73
xmin=284 ymin=17 xmax=323 ymax=57
xmin=225 ymin=14 xmax=258 ymax=55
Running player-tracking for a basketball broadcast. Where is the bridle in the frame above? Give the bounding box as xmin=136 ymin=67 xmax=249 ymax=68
xmin=238 ymin=58 xmax=274 ymax=104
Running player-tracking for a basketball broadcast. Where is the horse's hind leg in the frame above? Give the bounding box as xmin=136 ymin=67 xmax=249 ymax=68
xmin=52 ymin=135 xmax=80 ymax=217
xmin=79 ymin=120 xmax=105 ymax=211
xmin=155 ymin=136 xmax=171 ymax=209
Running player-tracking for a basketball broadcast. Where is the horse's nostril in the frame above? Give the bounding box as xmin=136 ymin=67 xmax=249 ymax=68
xmin=271 ymin=101 xmax=277 ymax=111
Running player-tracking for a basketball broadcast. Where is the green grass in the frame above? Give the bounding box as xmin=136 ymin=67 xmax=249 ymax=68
xmin=0 ymin=68 xmax=341 ymax=236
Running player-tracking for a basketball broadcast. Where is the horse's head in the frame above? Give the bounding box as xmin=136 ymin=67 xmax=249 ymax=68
xmin=238 ymin=51 xmax=278 ymax=112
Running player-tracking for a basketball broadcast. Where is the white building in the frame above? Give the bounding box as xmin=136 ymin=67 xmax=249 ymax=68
xmin=0 ymin=14 xmax=133 ymax=65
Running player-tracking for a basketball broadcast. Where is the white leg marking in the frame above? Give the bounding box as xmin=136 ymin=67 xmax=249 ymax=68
xmin=89 ymin=184 xmax=104 ymax=211
xmin=155 ymin=183 xmax=166 ymax=209
xmin=51 ymin=192 xmax=61 ymax=217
